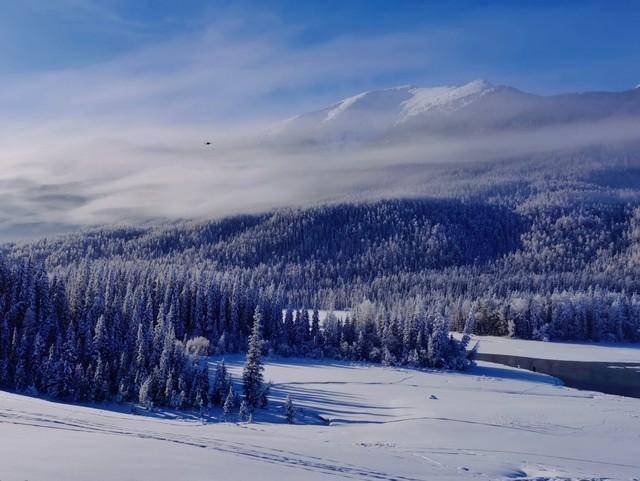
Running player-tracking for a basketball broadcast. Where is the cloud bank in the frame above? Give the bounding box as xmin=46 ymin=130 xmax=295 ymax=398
xmin=1 ymin=9 xmax=640 ymax=240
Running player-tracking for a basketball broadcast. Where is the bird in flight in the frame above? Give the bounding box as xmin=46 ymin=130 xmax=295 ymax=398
xmin=204 ymin=141 xmax=212 ymax=146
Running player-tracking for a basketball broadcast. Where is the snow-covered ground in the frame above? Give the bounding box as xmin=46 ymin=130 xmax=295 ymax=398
xmin=282 ymin=309 xmax=351 ymax=322
xmin=460 ymin=334 xmax=640 ymax=363
xmin=1 ymin=357 xmax=639 ymax=480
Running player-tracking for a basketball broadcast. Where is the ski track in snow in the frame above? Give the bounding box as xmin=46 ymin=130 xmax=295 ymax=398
xmin=1 ymin=356 xmax=640 ymax=480
xmin=0 ymin=405 xmax=424 ymax=481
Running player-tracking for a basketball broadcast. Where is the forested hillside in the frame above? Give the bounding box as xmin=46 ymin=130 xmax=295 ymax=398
xmin=4 ymin=83 xmax=640 ymax=410
xmin=5 ymin=193 xmax=640 ymax=345
xmin=0 ymin=221 xmax=473 ymax=405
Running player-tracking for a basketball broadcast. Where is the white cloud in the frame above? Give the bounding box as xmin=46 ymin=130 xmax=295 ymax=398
xmin=0 ymin=17 xmax=432 ymax=124
xmin=1 ymin=12 xmax=639 ymax=240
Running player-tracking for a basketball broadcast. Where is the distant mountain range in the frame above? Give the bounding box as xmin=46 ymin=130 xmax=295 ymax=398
xmin=274 ymin=80 xmax=640 ymax=145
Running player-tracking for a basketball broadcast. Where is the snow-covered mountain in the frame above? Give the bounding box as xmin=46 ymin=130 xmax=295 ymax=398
xmin=275 ymin=79 xmax=640 ymax=145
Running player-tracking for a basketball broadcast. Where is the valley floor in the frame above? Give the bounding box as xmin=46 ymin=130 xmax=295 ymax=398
xmin=1 ymin=357 xmax=639 ymax=481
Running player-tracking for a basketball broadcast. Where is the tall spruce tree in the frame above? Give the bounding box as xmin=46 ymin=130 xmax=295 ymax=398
xmin=210 ymin=359 xmax=230 ymax=406
xmin=242 ymin=306 xmax=265 ymax=409
xmin=285 ymin=395 xmax=294 ymax=424
xmin=223 ymin=385 xmax=235 ymax=420
xmin=238 ymin=400 xmax=249 ymax=422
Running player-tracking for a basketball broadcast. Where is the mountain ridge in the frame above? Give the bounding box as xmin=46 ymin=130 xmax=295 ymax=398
xmin=274 ymin=80 xmax=640 ymax=145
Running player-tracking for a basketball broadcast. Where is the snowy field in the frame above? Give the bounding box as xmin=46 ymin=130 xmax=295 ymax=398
xmin=1 ymin=357 xmax=640 ymax=481
xmin=460 ymin=334 xmax=640 ymax=363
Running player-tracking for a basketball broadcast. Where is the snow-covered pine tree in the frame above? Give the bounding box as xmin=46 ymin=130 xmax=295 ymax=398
xmin=427 ymin=312 xmax=449 ymax=368
xmin=259 ymin=381 xmax=271 ymax=408
xmin=460 ymin=308 xmax=476 ymax=352
xmin=223 ymin=385 xmax=235 ymax=420
xmin=192 ymin=359 xmax=210 ymax=413
xmin=238 ymin=400 xmax=249 ymax=422
xmin=283 ymin=308 xmax=295 ymax=349
xmin=139 ymin=375 xmax=154 ymax=409
xmin=211 ymin=359 xmax=230 ymax=406
xmin=295 ymin=309 xmax=310 ymax=348
xmin=285 ymin=395 xmax=294 ymax=424
xmin=310 ymin=309 xmax=321 ymax=345
xmin=243 ymin=306 xmax=265 ymax=409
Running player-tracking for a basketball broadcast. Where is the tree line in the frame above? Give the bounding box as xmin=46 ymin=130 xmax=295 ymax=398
xmin=6 ymin=197 xmax=640 ymax=342
xmin=0 ymin=253 xmax=472 ymax=410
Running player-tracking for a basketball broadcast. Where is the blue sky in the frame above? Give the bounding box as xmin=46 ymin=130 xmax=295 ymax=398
xmin=1 ymin=0 xmax=639 ymax=121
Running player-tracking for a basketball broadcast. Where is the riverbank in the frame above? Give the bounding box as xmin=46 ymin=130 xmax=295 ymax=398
xmin=458 ymin=334 xmax=640 ymax=363
xmin=457 ymin=334 xmax=640 ymax=398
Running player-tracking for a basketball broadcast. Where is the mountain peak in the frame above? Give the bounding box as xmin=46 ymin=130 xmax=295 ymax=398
xmin=398 ymin=79 xmax=495 ymax=122
xmin=277 ymin=79 xmax=505 ymax=142
xmin=321 ymin=85 xmax=416 ymax=124
xmin=320 ymin=80 xmax=496 ymax=125
xmin=464 ymin=78 xmax=493 ymax=90
xmin=273 ymin=80 xmax=640 ymax=147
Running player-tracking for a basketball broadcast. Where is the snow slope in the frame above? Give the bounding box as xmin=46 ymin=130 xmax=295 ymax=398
xmin=274 ymin=79 xmax=640 ymax=146
xmin=461 ymin=334 xmax=640 ymax=363
xmin=397 ymin=79 xmax=495 ymax=121
xmin=1 ymin=357 xmax=639 ymax=480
